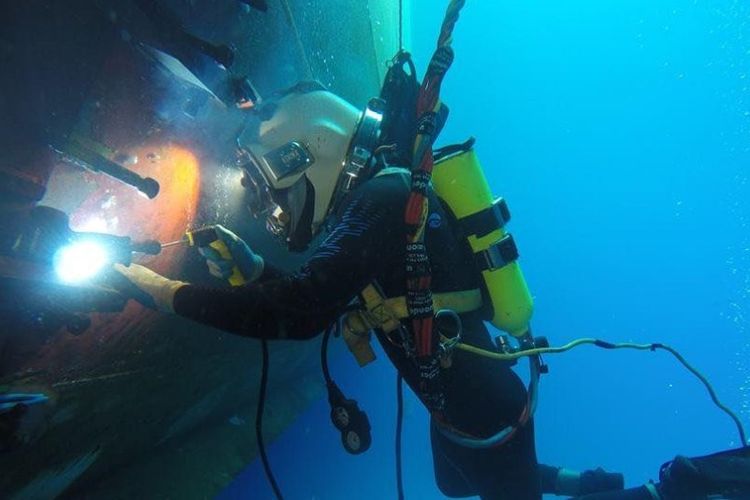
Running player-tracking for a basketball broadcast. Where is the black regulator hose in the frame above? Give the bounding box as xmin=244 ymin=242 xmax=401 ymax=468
xmin=257 ymin=339 xmax=284 ymax=500
xmin=396 ymin=374 xmax=405 ymax=500
xmin=321 ymin=318 xmax=373 ymax=455
xmin=321 ymin=324 xmax=334 ymax=384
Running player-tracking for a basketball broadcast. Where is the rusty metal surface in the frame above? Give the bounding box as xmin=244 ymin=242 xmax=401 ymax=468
xmin=0 ymin=0 xmax=400 ymax=497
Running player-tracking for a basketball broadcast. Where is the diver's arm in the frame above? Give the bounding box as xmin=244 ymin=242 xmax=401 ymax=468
xmin=172 ymin=189 xmax=394 ymax=340
xmin=253 ymin=261 xmax=288 ymax=282
xmin=172 ymin=268 xmax=348 ymax=340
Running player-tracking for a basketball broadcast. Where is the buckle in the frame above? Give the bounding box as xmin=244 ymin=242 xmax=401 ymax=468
xmin=476 ymin=234 xmax=519 ymax=271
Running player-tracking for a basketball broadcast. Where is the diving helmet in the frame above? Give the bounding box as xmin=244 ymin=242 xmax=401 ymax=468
xmin=237 ymin=82 xmax=383 ymax=251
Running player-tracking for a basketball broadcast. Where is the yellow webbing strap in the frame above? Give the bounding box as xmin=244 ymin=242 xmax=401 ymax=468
xmin=347 ymin=285 xmax=483 ymax=335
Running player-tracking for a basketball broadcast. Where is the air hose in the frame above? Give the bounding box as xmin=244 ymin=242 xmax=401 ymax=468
xmin=256 ymin=339 xmax=285 ymax=500
xmin=445 ymin=336 xmax=748 ymax=447
xmin=396 ymin=374 xmax=405 ymax=500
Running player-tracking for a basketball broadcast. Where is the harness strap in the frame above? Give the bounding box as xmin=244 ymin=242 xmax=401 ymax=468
xmin=349 ymin=285 xmax=483 ymax=335
xmin=404 ymin=0 xmax=466 ymax=413
xmin=341 ymin=283 xmax=538 ymax=450
xmin=341 ymin=285 xmax=482 ymax=367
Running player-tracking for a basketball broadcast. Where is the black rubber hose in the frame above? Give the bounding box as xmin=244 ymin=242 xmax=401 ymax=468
xmin=396 ymin=374 xmax=405 ymax=500
xmin=321 ymin=324 xmax=333 ymax=384
xmin=256 ymin=339 xmax=284 ymax=500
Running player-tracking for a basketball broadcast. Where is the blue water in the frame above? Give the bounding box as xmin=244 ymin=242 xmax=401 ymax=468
xmin=219 ymin=1 xmax=750 ymax=498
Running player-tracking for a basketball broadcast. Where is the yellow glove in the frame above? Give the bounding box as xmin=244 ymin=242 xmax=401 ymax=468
xmin=114 ymin=263 xmax=187 ymax=313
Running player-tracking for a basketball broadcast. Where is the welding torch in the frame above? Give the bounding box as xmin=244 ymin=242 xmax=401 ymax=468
xmin=159 ymin=227 xmax=246 ymax=286
xmin=85 ymin=227 xmax=247 ymax=286
xmin=18 ymin=210 xmax=246 ymax=286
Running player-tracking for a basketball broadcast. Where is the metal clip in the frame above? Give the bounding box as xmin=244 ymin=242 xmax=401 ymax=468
xmin=435 ymin=309 xmax=462 ymax=368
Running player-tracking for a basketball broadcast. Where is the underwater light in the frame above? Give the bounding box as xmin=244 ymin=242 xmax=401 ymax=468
xmin=54 ymin=241 xmax=109 ymax=284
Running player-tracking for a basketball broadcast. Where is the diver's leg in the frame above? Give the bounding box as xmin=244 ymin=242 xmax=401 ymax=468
xmin=477 ymin=419 xmax=541 ymax=500
xmin=539 ymin=464 xmax=625 ymax=496
xmin=430 ymin=419 xmax=542 ymax=500
xmin=430 ymin=423 xmax=476 ymax=498
xmin=433 ymin=338 xmax=550 ymax=498
xmin=551 ymin=446 xmax=750 ymax=499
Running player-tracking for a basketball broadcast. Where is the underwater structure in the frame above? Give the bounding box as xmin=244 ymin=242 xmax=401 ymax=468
xmin=0 ymin=1 xmax=407 ymax=497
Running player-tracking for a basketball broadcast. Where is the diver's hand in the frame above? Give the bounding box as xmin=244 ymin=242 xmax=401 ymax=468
xmin=198 ymin=225 xmax=264 ymax=282
xmin=113 ymin=263 xmax=187 ymax=313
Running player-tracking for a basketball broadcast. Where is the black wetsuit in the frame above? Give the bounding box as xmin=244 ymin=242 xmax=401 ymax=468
xmin=174 ymin=171 xmax=540 ymax=499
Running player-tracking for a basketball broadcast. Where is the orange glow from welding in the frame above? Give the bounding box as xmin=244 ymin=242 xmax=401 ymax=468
xmin=69 ymin=143 xmax=201 ymax=276
xmin=136 ymin=145 xmax=201 ymax=274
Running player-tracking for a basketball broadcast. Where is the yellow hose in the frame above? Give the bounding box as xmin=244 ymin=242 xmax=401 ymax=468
xmin=445 ymin=336 xmax=748 ymax=446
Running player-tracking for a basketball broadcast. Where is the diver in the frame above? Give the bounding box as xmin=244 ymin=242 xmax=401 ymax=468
xmin=115 ymin=83 xmax=627 ymax=499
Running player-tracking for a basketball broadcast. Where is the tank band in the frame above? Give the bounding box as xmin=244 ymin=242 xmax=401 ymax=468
xmin=458 ymin=198 xmax=511 ymax=238
xmin=476 ymin=234 xmax=519 ymax=271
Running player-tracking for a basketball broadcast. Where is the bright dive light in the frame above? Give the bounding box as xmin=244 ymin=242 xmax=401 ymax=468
xmin=54 ymin=241 xmax=109 ymax=283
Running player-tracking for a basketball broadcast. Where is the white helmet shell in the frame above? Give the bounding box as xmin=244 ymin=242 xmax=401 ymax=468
xmin=238 ymin=87 xmax=361 ymax=236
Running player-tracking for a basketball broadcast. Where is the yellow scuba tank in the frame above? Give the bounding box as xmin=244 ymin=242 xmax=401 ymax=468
xmin=432 ymin=140 xmax=533 ymax=337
